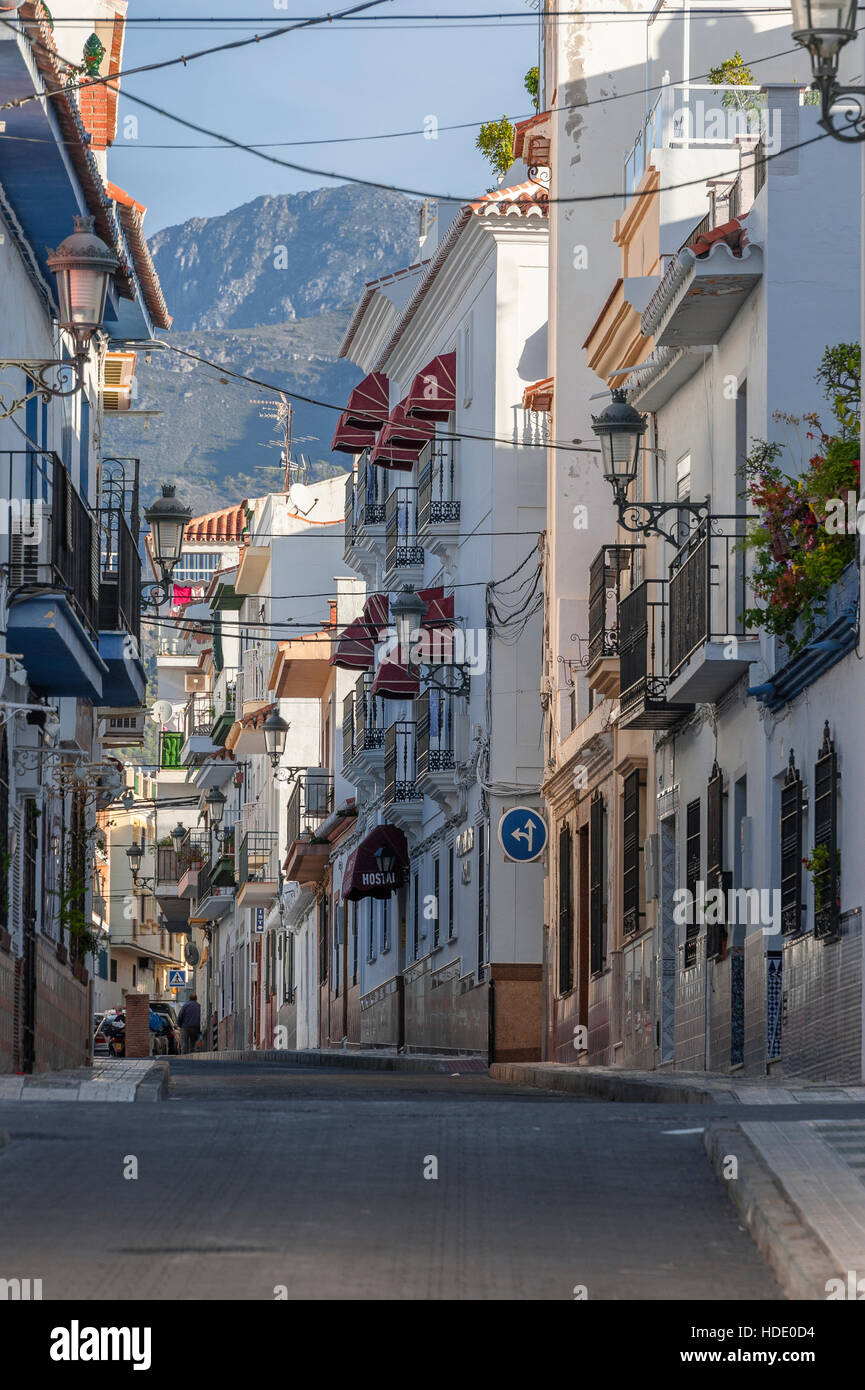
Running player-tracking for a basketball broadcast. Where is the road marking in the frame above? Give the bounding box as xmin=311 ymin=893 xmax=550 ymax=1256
xmin=661 ymin=1127 xmax=706 ymax=1135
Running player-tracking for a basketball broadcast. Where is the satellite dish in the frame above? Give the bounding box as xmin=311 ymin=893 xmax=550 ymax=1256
xmin=288 ymin=482 xmax=317 ymax=516
xmin=151 ymin=699 xmax=173 ymax=725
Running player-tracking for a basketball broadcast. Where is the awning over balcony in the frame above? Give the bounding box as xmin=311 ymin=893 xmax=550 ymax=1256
xmin=97 ymin=631 xmax=146 ymax=707
xmin=8 ymin=594 xmax=107 ymax=703
xmin=331 ymin=411 xmax=378 ymax=455
xmin=522 ymin=376 xmax=554 ymax=412
xmin=331 ymin=592 xmax=389 ymax=670
xmin=404 ymin=351 xmax=456 ymax=422
xmin=372 ymin=401 xmax=434 ymax=468
xmin=370 ymin=656 xmax=419 ymax=700
xmin=342 ymin=823 xmax=408 ymax=901
xmin=417 ymin=586 xmax=455 ymax=663
xmin=344 ymin=371 xmax=390 ymax=429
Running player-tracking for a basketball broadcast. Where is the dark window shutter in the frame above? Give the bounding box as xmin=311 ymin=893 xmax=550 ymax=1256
xmin=589 ymin=794 xmax=605 ymax=974
xmin=558 ymin=824 xmax=573 ymax=994
xmin=622 ymin=770 xmax=642 ymax=937
xmin=780 ymin=751 xmax=804 ymax=935
xmin=813 ymin=722 xmax=840 ymax=938
xmin=684 ymin=798 xmax=701 ymax=966
xmin=706 ymin=762 xmax=726 ymax=960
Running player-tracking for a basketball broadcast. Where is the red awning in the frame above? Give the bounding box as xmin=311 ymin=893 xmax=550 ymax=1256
xmin=404 ymin=351 xmax=456 ymax=422
xmin=330 ymin=593 xmax=390 ymax=670
xmin=369 ymin=442 xmax=418 ymax=472
xmin=377 ymin=400 xmax=434 ymax=452
xmin=370 ymin=656 xmax=419 ymax=701
xmin=344 ymin=371 xmax=390 ymax=429
xmin=417 ymin=585 xmax=455 ymax=664
xmin=342 ymin=823 xmax=409 ymax=901
xmin=331 ymin=411 xmax=377 ymax=454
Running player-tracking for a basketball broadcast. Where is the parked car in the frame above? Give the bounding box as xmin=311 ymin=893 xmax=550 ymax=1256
xmin=93 ymin=1013 xmax=109 ymax=1058
xmin=149 ymin=1002 xmax=181 ymax=1056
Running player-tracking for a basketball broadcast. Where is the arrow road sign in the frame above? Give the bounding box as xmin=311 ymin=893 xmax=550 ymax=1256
xmin=498 ymin=807 xmax=548 ymax=863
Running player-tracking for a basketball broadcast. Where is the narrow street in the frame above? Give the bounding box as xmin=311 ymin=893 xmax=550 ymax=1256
xmin=0 ymin=1061 xmax=794 ymax=1301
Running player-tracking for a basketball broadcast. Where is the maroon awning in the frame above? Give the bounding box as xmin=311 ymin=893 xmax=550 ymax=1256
xmin=345 ymin=371 xmax=390 ymax=429
xmin=404 ymin=351 xmax=456 ymax=422
xmin=342 ymin=823 xmax=409 ymax=901
xmin=417 ymin=586 xmax=455 ymax=664
xmin=330 ymin=592 xmax=390 ymax=670
xmin=370 ymin=656 xmax=419 ymax=701
xmin=378 ymin=400 xmax=435 ymax=451
xmin=331 ymin=411 xmax=377 ymax=455
xmin=369 ymin=441 xmax=418 ymax=472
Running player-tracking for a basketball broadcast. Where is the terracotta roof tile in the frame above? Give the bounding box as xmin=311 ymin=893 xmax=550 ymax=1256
xmin=185 ymin=503 xmax=247 ymax=544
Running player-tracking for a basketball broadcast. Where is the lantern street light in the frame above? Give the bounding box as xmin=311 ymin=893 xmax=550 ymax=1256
xmin=263 ymin=710 xmax=290 ymax=769
xmin=170 ymin=822 xmax=187 ymax=855
xmin=387 ymin=583 xmax=472 ymax=697
xmin=591 ymin=388 xmax=709 ymax=544
xmin=205 ymin=787 xmax=226 ymax=828
xmin=0 ymin=215 xmax=118 ymax=418
xmin=790 ymin=1 xmax=865 ymax=140
xmin=126 ymin=840 xmax=144 ymax=882
xmin=142 ymin=484 xmax=193 ymax=609
xmin=375 ymin=843 xmax=399 ymax=879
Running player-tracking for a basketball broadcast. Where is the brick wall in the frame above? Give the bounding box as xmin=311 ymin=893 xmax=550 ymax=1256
xmin=781 ymin=909 xmax=862 ymax=1082
xmin=124 ymin=993 xmax=151 ymax=1059
xmin=34 ymin=939 xmax=90 ymax=1073
xmin=674 ymin=940 xmax=706 ymax=1069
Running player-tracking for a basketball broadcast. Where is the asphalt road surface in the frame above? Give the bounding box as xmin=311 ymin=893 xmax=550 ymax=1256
xmin=0 ymin=1059 xmax=811 ymax=1300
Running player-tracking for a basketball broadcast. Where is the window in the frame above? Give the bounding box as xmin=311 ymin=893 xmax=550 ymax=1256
xmin=558 ymin=824 xmax=573 ymax=994
xmin=110 ymin=959 xmax=117 ymax=983
xmin=172 ymin=550 xmax=223 ymax=584
xmin=381 ymin=896 xmax=390 ymax=953
xmin=412 ymin=873 xmax=419 ymax=959
xmin=706 ymin=763 xmax=726 ymax=960
xmin=622 ymin=770 xmax=643 ymax=938
xmin=684 ymin=799 xmax=701 ymax=967
xmin=589 ymin=794 xmax=606 ymax=974
xmin=462 ymin=314 xmax=474 ymax=407
xmin=132 ymin=964 xmax=137 ymax=988
xmin=676 ymin=453 xmax=691 ymax=500
xmin=352 ymin=902 xmax=358 ymax=984
xmin=812 ymin=724 xmax=839 ymax=938
xmin=319 ymin=895 xmax=328 ymax=984
xmin=780 ymin=752 xmax=804 ymax=935
xmin=433 ymin=857 xmax=440 ymax=948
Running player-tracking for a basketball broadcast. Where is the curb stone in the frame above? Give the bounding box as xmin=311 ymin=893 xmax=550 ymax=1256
xmin=703 ymin=1121 xmax=839 ymax=1301
xmin=180 ymin=1048 xmax=487 ymax=1074
xmin=489 ymin=1061 xmax=736 ymax=1105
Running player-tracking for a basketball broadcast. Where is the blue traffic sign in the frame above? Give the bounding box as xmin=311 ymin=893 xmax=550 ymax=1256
xmin=168 ymin=969 xmax=187 ymax=987
xmin=498 ymin=807 xmax=548 ymax=863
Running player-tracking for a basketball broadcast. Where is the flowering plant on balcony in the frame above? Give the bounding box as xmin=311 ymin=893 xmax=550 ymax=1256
xmin=741 ymin=345 xmax=860 ymax=652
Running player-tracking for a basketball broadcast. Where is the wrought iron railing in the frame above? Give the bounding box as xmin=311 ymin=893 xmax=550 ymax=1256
xmin=178 ymin=830 xmax=208 ymax=874
xmin=155 ymin=846 xmax=180 ymax=886
xmin=238 ymin=830 xmax=279 ymax=886
xmin=679 ymin=210 xmax=711 ymax=253
xmin=384 ymin=721 xmax=422 ymax=804
xmin=416 ymin=689 xmax=455 ymax=777
xmin=588 ymin=545 xmax=635 ymax=666
xmin=418 ymin=439 xmax=459 ymax=529
xmin=286 ymin=772 xmax=334 ymax=845
xmin=98 ymin=506 xmax=141 ymax=643
xmin=618 ymin=578 xmax=669 ymax=718
xmin=354 ymin=670 xmax=384 ymax=753
xmin=668 ymin=519 xmax=751 ymax=677
xmin=184 ymin=693 xmax=216 ymax=741
xmin=385 ymin=487 xmax=424 ymax=574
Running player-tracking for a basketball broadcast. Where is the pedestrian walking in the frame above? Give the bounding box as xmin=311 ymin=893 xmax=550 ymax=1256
xmin=178 ymin=994 xmax=202 ymax=1054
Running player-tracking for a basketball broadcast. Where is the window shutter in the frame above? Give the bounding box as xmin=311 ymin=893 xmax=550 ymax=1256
xmin=780 ymin=751 xmax=804 ymax=935
xmin=684 ymin=798 xmax=701 ymax=966
xmin=589 ymin=793 xmax=605 ymax=974
xmin=706 ymin=762 xmax=726 ymax=960
xmin=558 ymin=824 xmax=573 ymax=994
xmin=622 ymin=770 xmax=642 ymax=937
xmin=813 ymin=722 xmax=839 ymax=938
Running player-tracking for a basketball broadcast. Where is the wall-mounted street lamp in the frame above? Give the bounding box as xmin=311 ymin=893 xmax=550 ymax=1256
xmin=0 ymin=216 xmax=118 ymax=419
xmin=126 ymin=840 xmax=156 ymax=891
xmin=142 ymin=484 xmax=193 ymax=609
xmin=170 ymin=822 xmax=187 ymax=854
xmin=263 ymin=710 xmax=290 ymax=769
xmin=791 ymin=1 xmax=865 ymax=141
xmin=389 ymin=584 xmax=471 ymax=697
xmin=205 ymin=786 xmax=226 ymax=828
xmin=591 ymin=389 xmax=709 ymax=545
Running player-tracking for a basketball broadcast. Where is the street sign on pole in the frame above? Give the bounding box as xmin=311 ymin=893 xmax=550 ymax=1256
xmin=168 ymin=968 xmax=187 ymax=987
xmin=498 ymin=806 xmax=548 ymax=863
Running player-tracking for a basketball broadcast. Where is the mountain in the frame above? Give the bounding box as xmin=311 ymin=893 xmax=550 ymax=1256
xmin=147 ymin=185 xmax=421 ymax=331
xmin=105 ymin=185 xmax=421 ymax=515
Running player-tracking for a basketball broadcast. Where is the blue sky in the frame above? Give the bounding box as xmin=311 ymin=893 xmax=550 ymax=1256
xmin=106 ymin=1 xmax=540 ymax=233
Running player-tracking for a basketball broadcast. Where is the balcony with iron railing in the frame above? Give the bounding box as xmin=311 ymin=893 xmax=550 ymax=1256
xmin=181 ymin=693 xmax=218 ymax=764
xmin=344 ymin=450 xmax=386 ymax=566
xmin=385 ymin=487 xmax=424 ymax=582
xmin=192 ymin=834 xmax=236 ymax=921
xmin=238 ymin=642 xmax=271 ymax=712
xmin=383 ymin=719 xmax=423 ymax=829
xmin=666 ymin=518 xmax=760 ymax=703
xmin=4 ymin=450 xmax=105 ymax=701
xmin=343 ymin=671 xmax=386 ymax=777
xmin=587 ymin=545 xmax=639 ymax=697
xmin=284 ymin=773 xmax=334 ymax=885
xmin=177 ymin=830 xmax=210 ymax=899
xmin=209 ymin=680 xmax=237 ymax=746
xmin=237 ymin=830 xmax=280 ymax=907
xmin=415 ymin=689 xmax=463 ymax=813
xmin=623 ymin=82 xmax=766 ymax=202
xmin=417 ymin=439 xmax=459 ymax=560
xmin=617 ymin=578 xmax=694 ymax=730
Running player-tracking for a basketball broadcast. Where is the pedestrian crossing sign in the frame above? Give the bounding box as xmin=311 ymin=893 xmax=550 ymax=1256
xmin=168 ymin=969 xmax=187 ymax=986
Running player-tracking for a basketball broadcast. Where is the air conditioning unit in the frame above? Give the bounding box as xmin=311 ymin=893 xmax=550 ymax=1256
xmin=185 ymin=672 xmax=207 ymax=693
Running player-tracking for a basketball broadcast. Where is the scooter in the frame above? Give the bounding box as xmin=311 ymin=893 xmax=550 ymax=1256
xmin=103 ymin=1013 xmax=126 ymax=1059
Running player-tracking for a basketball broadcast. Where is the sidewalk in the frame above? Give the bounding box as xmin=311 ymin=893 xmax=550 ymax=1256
xmin=0 ymin=1060 xmax=169 ymax=1103
xmin=489 ymin=1060 xmax=865 ymax=1105
xmin=185 ymin=1047 xmax=488 ymax=1074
